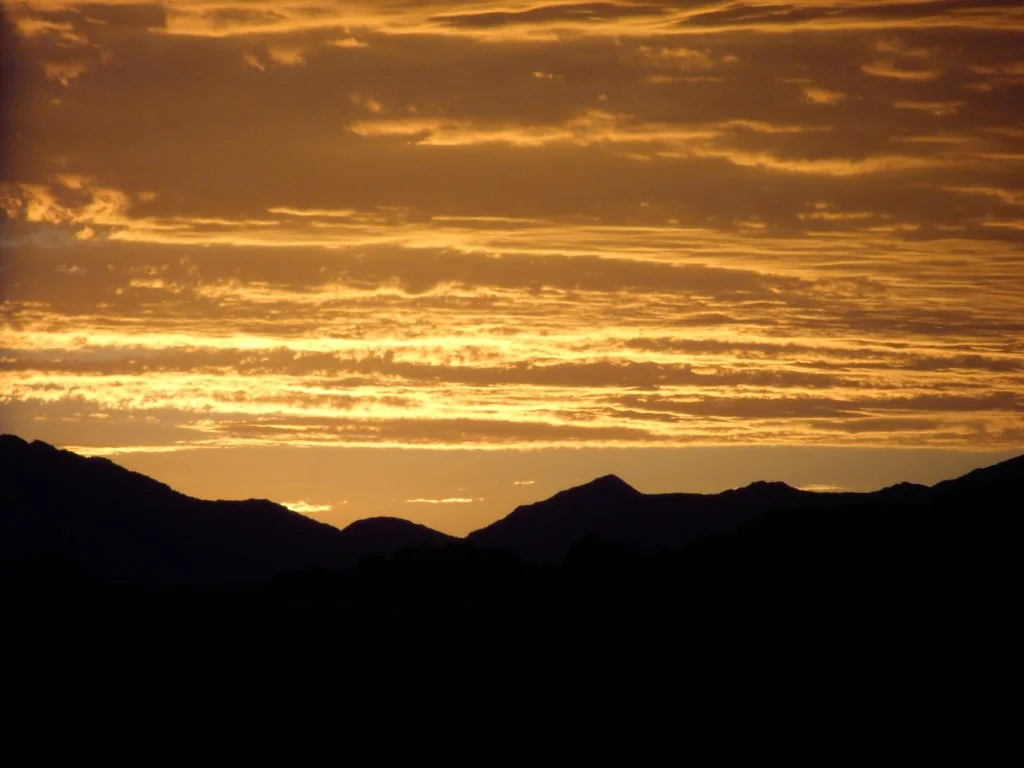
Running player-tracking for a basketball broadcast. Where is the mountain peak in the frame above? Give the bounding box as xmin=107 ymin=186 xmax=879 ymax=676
xmin=881 ymin=481 xmax=929 ymax=492
xmin=733 ymin=480 xmax=796 ymax=493
xmin=534 ymin=473 xmax=640 ymax=509
xmin=577 ymin=474 xmax=639 ymax=495
xmin=339 ymin=516 xmax=456 ymax=555
xmin=342 ymin=516 xmax=442 ymax=535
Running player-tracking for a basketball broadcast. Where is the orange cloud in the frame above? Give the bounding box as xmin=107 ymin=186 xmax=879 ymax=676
xmin=2 ymin=0 xmax=1022 ymax=464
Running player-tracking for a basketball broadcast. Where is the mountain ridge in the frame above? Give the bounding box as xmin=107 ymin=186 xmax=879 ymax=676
xmin=0 ymin=434 xmax=455 ymax=582
xmin=2 ymin=433 xmax=1020 ymax=578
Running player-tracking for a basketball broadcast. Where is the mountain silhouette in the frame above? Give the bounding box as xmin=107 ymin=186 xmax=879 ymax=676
xmin=2 ymin=432 xmax=1020 ymax=579
xmin=0 ymin=435 xmax=454 ymax=582
xmin=2 ymin=432 xmax=1013 ymax=762
xmin=339 ymin=516 xmax=456 ymax=554
xmin=560 ymin=473 xmax=642 ymax=499
xmin=930 ymin=452 xmax=1023 ymax=499
xmin=466 ymin=472 xmax=939 ymax=562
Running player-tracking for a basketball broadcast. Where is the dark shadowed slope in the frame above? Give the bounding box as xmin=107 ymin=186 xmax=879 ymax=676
xmin=930 ymin=452 xmax=1024 ymax=500
xmin=339 ymin=517 xmax=457 ymax=555
xmin=466 ymin=471 xmax=941 ymax=562
xmin=0 ymin=435 xmax=454 ymax=583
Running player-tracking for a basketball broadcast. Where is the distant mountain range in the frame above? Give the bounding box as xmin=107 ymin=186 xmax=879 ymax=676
xmin=1 ymin=433 xmax=1019 ymax=583
xmin=0 ymin=435 xmax=455 ymax=582
xmin=466 ymin=472 xmax=934 ymax=561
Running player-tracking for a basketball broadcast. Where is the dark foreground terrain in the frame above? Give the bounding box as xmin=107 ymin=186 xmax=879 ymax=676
xmin=3 ymin=436 xmax=1008 ymax=764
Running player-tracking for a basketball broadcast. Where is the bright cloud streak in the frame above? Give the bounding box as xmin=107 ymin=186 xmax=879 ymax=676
xmin=406 ymin=497 xmax=481 ymax=505
xmin=280 ymin=500 xmax=334 ymax=514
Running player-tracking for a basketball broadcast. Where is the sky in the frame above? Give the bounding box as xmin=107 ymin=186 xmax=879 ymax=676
xmin=1 ymin=0 xmax=1022 ymax=535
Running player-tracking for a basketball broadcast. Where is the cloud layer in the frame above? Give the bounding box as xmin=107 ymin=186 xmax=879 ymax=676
xmin=2 ymin=0 xmax=1023 ymax=457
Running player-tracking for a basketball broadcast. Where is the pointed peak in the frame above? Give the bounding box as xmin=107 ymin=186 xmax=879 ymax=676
xmin=572 ymin=474 xmax=639 ymax=495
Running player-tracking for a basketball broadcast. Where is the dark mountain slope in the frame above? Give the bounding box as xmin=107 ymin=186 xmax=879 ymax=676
xmin=339 ymin=516 xmax=457 ymax=556
xmin=930 ymin=452 xmax=1023 ymax=501
xmin=0 ymin=435 xmax=452 ymax=582
xmin=467 ymin=472 xmax=934 ymax=562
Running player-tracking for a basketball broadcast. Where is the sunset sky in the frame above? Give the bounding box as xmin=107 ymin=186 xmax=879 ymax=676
xmin=1 ymin=1 xmax=1022 ymax=534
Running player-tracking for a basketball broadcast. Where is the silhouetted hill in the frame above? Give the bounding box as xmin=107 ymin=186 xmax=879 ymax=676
xmin=339 ymin=516 xmax=457 ymax=555
xmin=0 ymin=435 xmax=453 ymax=582
xmin=466 ymin=472 xmax=936 ymax=562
